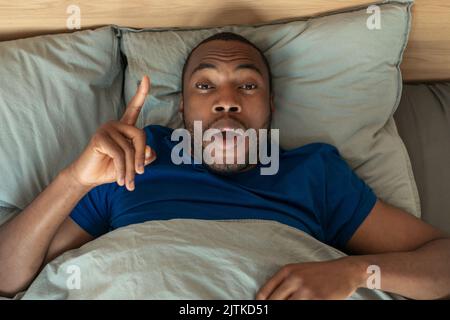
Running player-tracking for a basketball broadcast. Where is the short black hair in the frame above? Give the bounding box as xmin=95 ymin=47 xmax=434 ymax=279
xmin=181 ymin=32 xmax=273 ymax=96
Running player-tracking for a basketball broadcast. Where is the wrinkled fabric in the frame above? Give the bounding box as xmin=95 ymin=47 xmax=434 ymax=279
xmin=21 ymin=219 xmax=401 ymax=300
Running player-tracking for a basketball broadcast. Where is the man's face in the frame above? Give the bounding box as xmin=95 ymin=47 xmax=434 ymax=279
xmin=181 ymin=39 xmax=274 ymax=174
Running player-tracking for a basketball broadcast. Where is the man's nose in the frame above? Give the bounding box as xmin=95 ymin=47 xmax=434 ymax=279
xmin=212 ymin=86 xmax=242 ymax=114
xmin=212 ymin=104 xmax=242 ymax=114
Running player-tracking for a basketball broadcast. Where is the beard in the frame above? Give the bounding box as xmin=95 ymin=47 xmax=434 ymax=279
xmin=183 ymin=110 xmax=272 ymax=175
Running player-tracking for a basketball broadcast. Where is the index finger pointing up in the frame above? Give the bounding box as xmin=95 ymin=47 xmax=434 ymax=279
xmin=121 ymin=75 xmax=151 ymax=126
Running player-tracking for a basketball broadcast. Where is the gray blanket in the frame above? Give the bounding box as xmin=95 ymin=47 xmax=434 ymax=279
xmin=17 ymin=219 xmax=401 ymax=300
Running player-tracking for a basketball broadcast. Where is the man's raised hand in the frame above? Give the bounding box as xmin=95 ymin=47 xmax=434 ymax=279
xmin=67 ymin=76 xmax=156 ymax=191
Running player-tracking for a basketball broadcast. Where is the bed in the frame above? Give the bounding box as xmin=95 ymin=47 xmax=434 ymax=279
xmin=0 ymin=0 xmax=449 ymax=300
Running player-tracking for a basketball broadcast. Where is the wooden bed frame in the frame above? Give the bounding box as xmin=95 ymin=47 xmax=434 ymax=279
xmin=0 ymin=0 xmax=448 ymax=82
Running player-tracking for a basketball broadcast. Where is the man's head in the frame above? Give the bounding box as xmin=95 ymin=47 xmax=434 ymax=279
xmin=180 ymin=32 xmax=274 ymax=174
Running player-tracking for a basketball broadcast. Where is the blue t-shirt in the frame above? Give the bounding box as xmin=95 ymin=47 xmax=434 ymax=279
xmin=70 ymin=125 xmax=377 ymax=250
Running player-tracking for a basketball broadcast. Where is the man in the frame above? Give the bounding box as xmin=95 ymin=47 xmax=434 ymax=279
xmin=0 ymin=32 xmax=449 ymax=300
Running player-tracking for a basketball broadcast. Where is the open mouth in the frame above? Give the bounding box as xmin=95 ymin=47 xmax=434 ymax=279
xmin=214 ymin=128 xmax=243 ymax=148
xmin=206 ymin=118 xmax=247 ymax=152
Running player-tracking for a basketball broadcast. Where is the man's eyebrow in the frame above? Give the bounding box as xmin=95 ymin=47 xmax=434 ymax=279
xmin=190 ymin=63 xmax=216 ymax=77
xmin=235 ymin=63 xmax=263 ymax=76
xmin=190 ymin=62 xmax=263 ymax=77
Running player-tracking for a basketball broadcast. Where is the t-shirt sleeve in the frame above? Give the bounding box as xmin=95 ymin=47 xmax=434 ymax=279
xmin=320 ymin=146 xmax=377 ymax=250
xmin=69 ymin=183 xmax=112 ymax=238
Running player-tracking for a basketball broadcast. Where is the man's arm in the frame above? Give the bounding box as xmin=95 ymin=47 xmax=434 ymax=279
xmin=0 ymin=168 xmax=94 ymax=297
xmin=344 ymin=200 xmax=450 ymax=300
xmin=0 ymin=75 xmax=154 ymax=298
xmin=257 ymin=200 xmax=450 ymax=300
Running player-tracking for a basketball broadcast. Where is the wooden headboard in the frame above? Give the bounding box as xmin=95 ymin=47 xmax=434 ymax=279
xmin=0 ymin=0 xmax=449 ymax=82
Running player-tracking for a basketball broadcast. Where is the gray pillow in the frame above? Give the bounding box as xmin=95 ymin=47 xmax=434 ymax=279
xmin=118 ymin=1 xmax=420 ymax=217
xmin=394 ymin=83 xmax=450 ymax=234
xmin=0 ymin=26 xmax=124 ymax=219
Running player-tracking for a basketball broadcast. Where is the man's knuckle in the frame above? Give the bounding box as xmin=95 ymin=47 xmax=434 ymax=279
xmin=122 ymin=141 xmax=133 ymax=153
xmin=289 ymin=272 xmax=302 ymax=281
xmin=282 ymin=264 xmax=293 ymax=273
xmin=130 ymin=127 xmax=144 ymax=140
xmin=114 ymin=148 xmax=125 ymax=160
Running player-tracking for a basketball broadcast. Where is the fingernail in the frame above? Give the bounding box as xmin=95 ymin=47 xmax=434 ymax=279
xmin=128 ymin=180 xmax=135 ymax=191
xmin=118 ymin=177 xmax=124 ymax=186
xmin=145 ymin=148 xmax=152 ymax=159
xmin=137 ymin=165 xmax=144 ymax=174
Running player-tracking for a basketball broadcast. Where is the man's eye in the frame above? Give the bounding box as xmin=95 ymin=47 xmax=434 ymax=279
xmin=196 ymin=83 xmax=213 ymax=90
xmin=241 ymin=83 xmax=257 ymax=90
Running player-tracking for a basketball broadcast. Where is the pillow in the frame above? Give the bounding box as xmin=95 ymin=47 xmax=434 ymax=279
xmin=394 ymin=83 xmax=450 ymax=234
xmin=118 ymin=0 xmax=420 ymax=217
xmin=0 ymin=26 xmax=124 ymax=220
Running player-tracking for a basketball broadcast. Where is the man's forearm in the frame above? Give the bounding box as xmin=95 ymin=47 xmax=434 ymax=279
xmin=0 ymin=167 xmax=92 ymax=296
xmin=350 ymin=237 xmax=450 ymax=300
